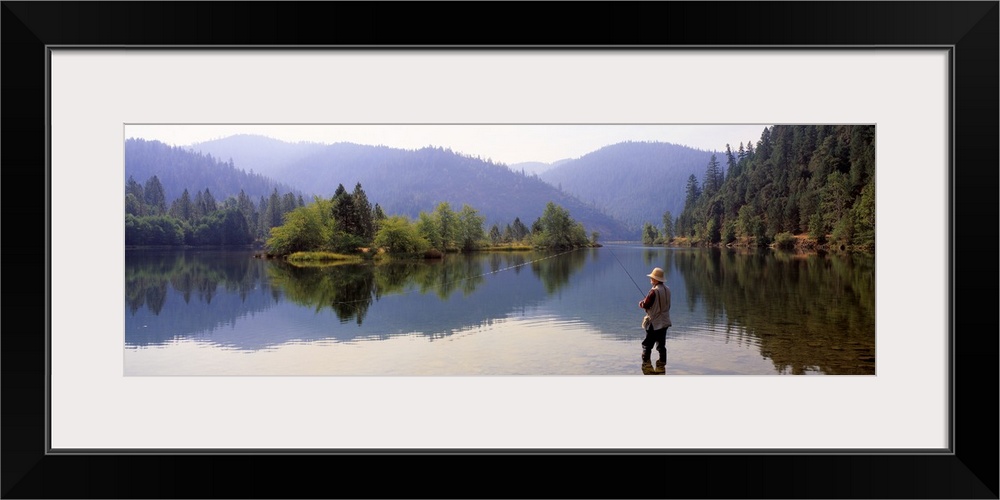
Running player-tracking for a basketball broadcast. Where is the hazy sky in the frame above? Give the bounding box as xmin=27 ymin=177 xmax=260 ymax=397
xmin=125 ymin=124 xmax=771 ymax=166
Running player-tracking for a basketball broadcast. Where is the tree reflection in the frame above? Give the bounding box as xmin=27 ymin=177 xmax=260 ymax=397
xmin=267 ymin=261 xmax=376 ymax=325
xmin=530 ymin=249 xmax=588 ymax=294
xmin=125 ymin=250 xmax=268 ymax=314
xmin=125 ymin=249 xmax=593 ymax=349
xmin=673 ymin=248 xmax=876 ymax=374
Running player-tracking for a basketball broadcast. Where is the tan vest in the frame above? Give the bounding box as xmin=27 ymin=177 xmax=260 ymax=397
xmin=647 ymin=283 xmax=672 ymax=330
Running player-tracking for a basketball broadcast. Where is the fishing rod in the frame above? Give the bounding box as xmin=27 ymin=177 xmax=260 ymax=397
xmin=605 ymin=244 xmax=646 ymax=297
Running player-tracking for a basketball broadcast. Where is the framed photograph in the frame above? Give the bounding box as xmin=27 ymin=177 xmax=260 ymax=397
xmin=5 ymin=1 xmax=996 ymax=498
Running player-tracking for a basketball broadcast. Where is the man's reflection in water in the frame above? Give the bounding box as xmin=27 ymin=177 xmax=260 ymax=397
xmin=641 ymin=357 xmax=666 ymax=375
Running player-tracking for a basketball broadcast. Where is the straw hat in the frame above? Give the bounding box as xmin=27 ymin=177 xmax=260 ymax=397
xmin=647 ymin=267 xmax=665 ymax=283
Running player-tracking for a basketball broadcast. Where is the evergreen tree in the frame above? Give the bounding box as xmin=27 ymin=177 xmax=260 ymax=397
xmin=202 ymin=188 xmax=218 ymax=214
xmin=851 ymin=179 xmax=876 ymax=249
xmin=143 ymin=175 xmax=167 ymax=215
xmin=352 ymin=182 xmax=375 ymax=242
xmin=267 ymin=189 xmax=283 ymax=229
xmin=169 ymin=189 xmax=194 ymax=221
xmin=372 ymin=203 xmax=387 ymax=235
xmin=703 ymin=154 xmax=724 ymax=196
xmin=662 ymin=210 xmax=675 ymax=241
xmin=684 ymin=174 xmax=701 ymax=208
xmin=848 ymin=125 xmax=876 ymax=193
xmin=641 ymin=222 xmax=659 ymax=245
xmin=332 ymin=184 xmax=361 ymax=237
xmin=530 ymin=217 xmax=543 ymax=235
xmin=725 ymin=144 xmax=738 ymax=179
xmin=502 ymin=224 xmax=514 ymax=243
xmin=489 ymin=224 xmax=502 ymax=245
xmin=125 ymin=194 xmax=144 ymax=217
xmin=281 ymin=192 xmax=298 ymax=215
xmin=820 ymin=171 xmax=853 ymax=232
xmin=257 ymin=195 xmax=269 ymax=238
xmin=125 ymin=175 xmax=144 ymax=202
xmin=511 ymin=217 xmax=529 ymax=241
xmin=192 ymin=190 xmax=206 ymax=219
xmin=236 ymin=189 xmax=257 ymax=235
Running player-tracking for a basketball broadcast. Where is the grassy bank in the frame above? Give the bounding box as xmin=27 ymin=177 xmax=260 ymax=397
xmin=285 ymin=251 xmax=365 ymax=265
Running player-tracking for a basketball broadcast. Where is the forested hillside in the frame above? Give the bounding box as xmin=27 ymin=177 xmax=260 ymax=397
xmin=128 ymin=137 xmax=632 ymax=242
xmin=129 ymin=127 xmax=876 ymax=248
xmin=124 ymin=139 xmax=306 ymax=246
xmin=539 ymin=141 xmax=718 ymax=233
xmin=662 ymin=124 xmax=876 ymax=251
xmin=126 ymin=138 xmax=299 ymax=202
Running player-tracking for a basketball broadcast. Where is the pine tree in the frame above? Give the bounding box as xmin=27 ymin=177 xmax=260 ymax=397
xmin=725 ymin=144 xmax=738 ymax=179
xmin=192 ymin=191 xmax=205 ymax=219
xmin=372 ymin=203 xmax=387 ymax=235
xmin=169 ymin=189 xmax=194 ymax=221
xmin=236 ymin=189 xmax=257 ymax=233
xmin=489 ymin=224 xmax=502 ymax=245
xmin=143 ymin=175 xmax=167 ymax=215
xmin=125 ymin=175 xmax=144 ymax=201
xmin=511 ymin=217 xmax=529 ymax=241
xmin=202 ymin=188 xmax=218 ymax=214
xmin=684 ymin=174 xmax=701 ymax=208
xmin=703 ymin=154 xmax=723 ymax=196
xmin=352 ymin=183 xmax=374 ymax=242
xmin=267 ymin=189 xmax=283 ymax=229
xmin=332 ymin=184 xmax=360 ymax=237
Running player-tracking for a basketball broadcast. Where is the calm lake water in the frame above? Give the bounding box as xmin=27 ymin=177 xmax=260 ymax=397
xmin=124 ymin=244 xmax=875 ymax=376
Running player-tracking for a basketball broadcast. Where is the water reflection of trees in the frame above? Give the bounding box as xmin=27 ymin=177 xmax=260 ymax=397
xmin=674 ymin=248 xmax=876 ymax=375
xmin=410 ymin=257 xmax=487 ymax=298
xmin=267 ymin=261 xmax=376 ymax=325
xmin=125 ymin=250 xmax=269 ymax=315
xmin=266 ymin=251 xmax=588 ymax=325
xmin=530 ymin=249 xmax=588 ymax=294
xmin=127 ymin=249 xmax=592 ymax=349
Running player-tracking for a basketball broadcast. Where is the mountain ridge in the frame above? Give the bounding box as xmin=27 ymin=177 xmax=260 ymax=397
xmin=129 ymin=134 xmax=739 ymax=241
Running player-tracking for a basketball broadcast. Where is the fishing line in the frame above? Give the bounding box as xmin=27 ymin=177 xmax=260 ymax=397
xmin=605 ymin=244 xmax=646 ymax=297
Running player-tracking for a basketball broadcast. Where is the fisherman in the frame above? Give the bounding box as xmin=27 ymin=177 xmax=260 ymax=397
xmin=638 ymin=267 xmax=671 ymax=366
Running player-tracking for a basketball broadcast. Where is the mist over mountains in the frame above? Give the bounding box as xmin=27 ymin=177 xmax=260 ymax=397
xmin=540 ymin=141 xmax=717 ymax=230
xmin=126 ymin=134 xmax=728 ymax=241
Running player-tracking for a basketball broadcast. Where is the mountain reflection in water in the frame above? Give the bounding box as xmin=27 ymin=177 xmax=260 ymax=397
xmin=125 ymin=246 xmax=875 ymax=375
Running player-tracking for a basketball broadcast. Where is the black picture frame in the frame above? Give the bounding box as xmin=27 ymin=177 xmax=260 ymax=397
xmin=4 ymin=1 xmax=997 ymax=498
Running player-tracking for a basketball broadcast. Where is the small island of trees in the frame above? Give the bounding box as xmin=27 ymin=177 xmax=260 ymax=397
xmin=265 ymin=183 xmax=598 ymax=262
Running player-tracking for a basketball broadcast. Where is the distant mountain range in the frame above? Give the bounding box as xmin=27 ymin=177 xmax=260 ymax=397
xmin=126 ymin=134 xmax=727 ymax=240
xmin=539 ymin=141 xmax=717 ymax=230
xmin=508 ymin=158 xmax=572 ymax=177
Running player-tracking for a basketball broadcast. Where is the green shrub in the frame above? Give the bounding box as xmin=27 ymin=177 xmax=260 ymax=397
xmin=774 ymin=232 xmax=796 ymax=250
